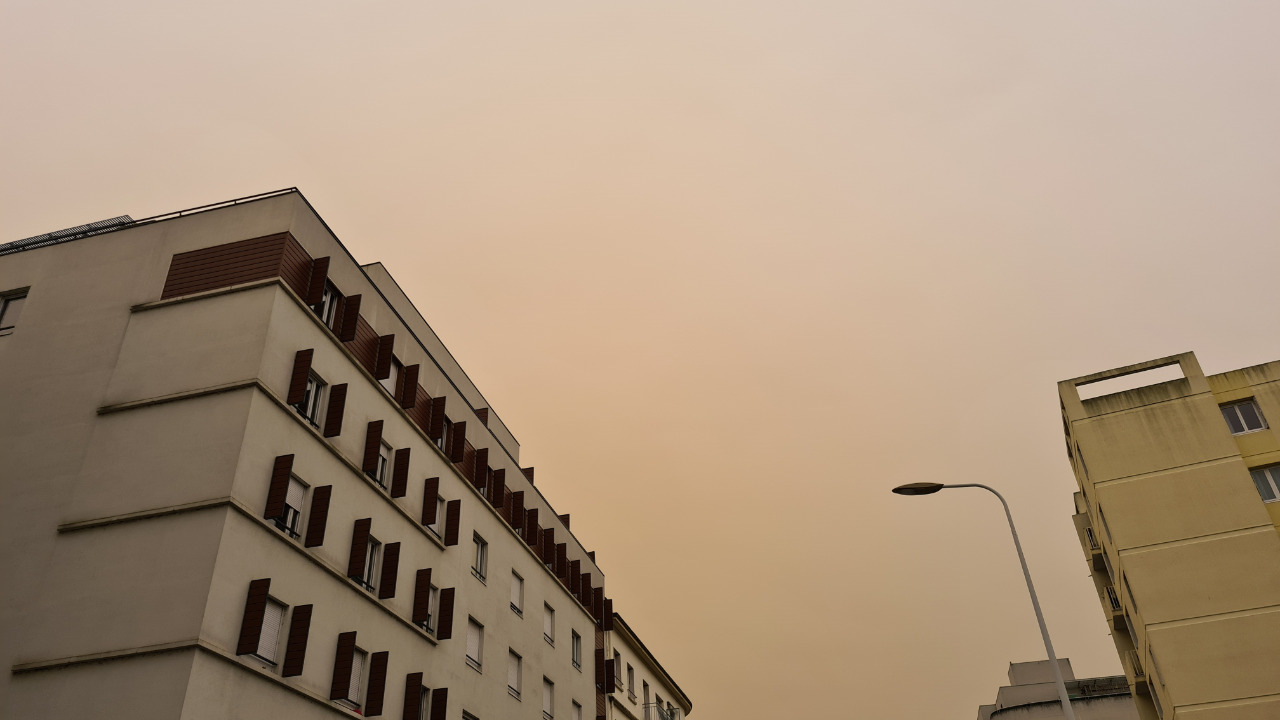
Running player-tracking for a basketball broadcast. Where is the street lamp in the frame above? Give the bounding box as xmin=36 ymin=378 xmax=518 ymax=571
xmin=892 ymin=482 xmax=1077 ymax=720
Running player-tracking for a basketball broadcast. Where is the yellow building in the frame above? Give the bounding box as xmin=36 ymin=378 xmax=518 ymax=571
xmin=1060 ymin=352 xmax=1280 ymax=720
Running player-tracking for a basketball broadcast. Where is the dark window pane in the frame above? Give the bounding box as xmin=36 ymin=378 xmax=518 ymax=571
xmin=1251 ymin=470 xmax=1276 ymax=502
xmin=1222 ymin=407 xmax=1246 ymax=434
xmin=1239 ymin=402 xmax=1265 ymax=431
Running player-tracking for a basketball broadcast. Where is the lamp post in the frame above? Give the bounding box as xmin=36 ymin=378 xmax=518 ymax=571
xmin=892 ymin=482 xmax=1077 ymax=720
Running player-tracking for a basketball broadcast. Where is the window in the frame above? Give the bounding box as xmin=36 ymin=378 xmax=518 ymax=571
xmin=511 ymin=572 xmax=524 ymax=615
xmin=1251 ymin=465 xmax=1280 ymax=503
xmin=466 ymin=618 xmax=484 ymax=670
xmin=382 ymin=356 xmax=403 ymax=398
xmin=427 ymin=496 xmax=446 ymax=537
xmin=627 ymin=664 xmax=635 ymax=699
xmin=571 ymin=631 xmax=582 ymax=669
xmin=361 ymin=536 xmax=382 ymax=591
xmin=1222 ymin=399 xmax=1268 ymax=435
xmin=643 ymin=682 xmax=650 ymax=720
xmin=370 ymin=441 xmax=392 ymax=487
xmin=667 ymin=701 xmax=675 ymax=720
xmin=473 ymin=533 xmax=489 ymax=581
xmin=0 ymin=291 xmax=27 ymax=336
xmin=255 ymin=598 xmax=286 ymax=663
xmin=313 ymin=281 xmax=342 ymax=331
xmin=294 ymin=372 xmax=327 ymax=428
xmin=508 ymin=650 xmax=522 ymax=698
xmin=542 ymin=678 xmax=554 ymax=719
xmin=346 ymin=646 xmax=368 ymax=706
xmin=275 ymin=476 xmax=308 ymax=538
xmin=425 ymin=583 xmax=440 ymax=633
xmin=572 ymin=701 xmax=582 ymax=720
xmin=437 ymin=416 xmax=453 ymax=452
xmin=613 ymin=650 xmax=621 ymax=680
xmin=418 ymin=687 xmax=432 ymax=720
xmin=543 ymin=604 xmax=555 ymax=645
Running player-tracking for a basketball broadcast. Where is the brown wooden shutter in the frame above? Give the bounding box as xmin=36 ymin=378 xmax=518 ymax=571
xmin=448 ymin=421 xmax=466 ymax=463
xmin=338 ymin=294 xmax=362 ymax=342
xmin=287 ymin=350 xmax=314 ymax=405
xmin=421 ymin=478 xmax=440 ymax=525
xmin=472 ymin=448 xmax=489 ymax=489
xmin=443 ymin=500 xmax=461 ymax=546
xmin=378 ymin=542 xmax=401 ymax=599
xmin=522 ymin=467 xmax=535 ymax=484
xmin=525 ymin=509 xmax=539 ymax=546
xmin=264 ymin=454 xmax=294 ymax=520
xmin=587 ymin=551 xmax=596 ymax=562
xmin=303 ymin=486 xmax=332 ymax=547
xmin=436 ymin=588 xmax=456 ymax=639
xmin=281 ymin=604 xmax=312 ymax=677
xmin=323 ymin=384 xmax=348 ymax=438
xmin=348 ymin=518 xmax=372 ymax=580
xmin=490 ymin=469 xmax=506 ymax=510
xmin=568 ymin=560 xmax=581 ymax=595
xmin=362 ymin=421 xmax=385 ymax=475
xmin=235 ymin=578 xmax=271 ymax=655
xmin=403 ymin=672 xmax=424 ymax=720
xmin=412 ymin=569 xmax=432 ymax=626
xmin=366 ymin=651 xmax=389 ymax=716
xmin=603 ymin=598 xmax=614 ymax=631
xmin=542 ymin=527 xmax=556 ymax=564
xmin=429 ymin=688 xmax=448 ymax=720
xmin=593 ymin=588 xmax=605 ymax=624
xmin=475 ymin=407 xmax=488 ymax=425
xmin=428 ymin=397 xmax=447 ymax=443
xmin=580 ymin=574 xmax=593 ymax=610
xmin=595 ymin=649 xmax=606 ymax=686
xmin=374 ymin=335 xmax=395 ymax=380
xmin=605 ymin=658 xmax=616 ymax=693
xmin=330 ymin=631 xmax=357 ymax=700
xmin=305 ymin=257 xmax=330 ymax=305
xmin=555 ymin=543 xmax=568 ymax=579
xmin=391 ymin=448 xmax=411 ymax=497
xmin=558 ymin=513 xmax=570 ymax=530
xmin=510 ymin=491 xmax=525 ymax=531
xmin=400 ymin=365 xmax=420 ymax=408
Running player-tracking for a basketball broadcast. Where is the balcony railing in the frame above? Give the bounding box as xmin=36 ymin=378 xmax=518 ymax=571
xmin=1125 ymin=650 xmax=1146 ymax=681
xmin=1105 ymin=585 xmax=1122 ymax=611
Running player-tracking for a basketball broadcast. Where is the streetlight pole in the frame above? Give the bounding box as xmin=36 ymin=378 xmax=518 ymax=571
xmin=892 ymin=482 xmax=1077 ymax=720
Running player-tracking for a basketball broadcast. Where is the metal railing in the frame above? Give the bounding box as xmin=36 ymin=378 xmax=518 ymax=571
xmin=1105 ymin=585 xmax=1122 ymax=611
xmin=1125 ymin=650 xmax=1146 ymax=680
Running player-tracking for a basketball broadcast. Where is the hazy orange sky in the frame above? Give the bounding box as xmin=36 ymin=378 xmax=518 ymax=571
xmin=6 ymin=2 xmax=1280 ymax=717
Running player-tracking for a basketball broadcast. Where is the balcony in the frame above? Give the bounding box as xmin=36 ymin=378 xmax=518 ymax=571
xmin=1102 ymin=585 xmax=1124 ymax=631
xmin=1123 ymin=649 xmax=1146 ymax=683
xmin=1073 ymin=511 xmax=1107 ymax=573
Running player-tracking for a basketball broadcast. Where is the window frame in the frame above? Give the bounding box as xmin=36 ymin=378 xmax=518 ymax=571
xmin=1222 ymin=399 xmax=1268 ymax=435
xmin=314 ymin=281 xmax=342 ymax=331
xmin=511 ymin=571 xmax=524 ymax=615
xmin=252 ymin=597 xmax=287 ymax=665
xmin=508 ymin=649 xmax=523 ymax=699
xmin=295 ymin=371 xmax=327 ymax=428
xmin=1250 ymin=465 xmax=1280 ymax=503
xmin=543 ymin=603 xmax=555 ymax=645
xmin=0 ymin=289 xmax=28 ymax=336
xmin=466 ymin=618 xmax=484 ymax=670
xmin=275 ymin=475 xmax=308 ymax=538
xmin=473 ymin=533 xmax=489 ymax=582
xmin=361 ymin=535 xmax=382 ymax=592
xmin=543 ymin=677 xmax=555 ymax=720
xmin=370 ymin=441 xmax=393 ymax=488
xmin=571 ymin=630 xmax=582 ymax=670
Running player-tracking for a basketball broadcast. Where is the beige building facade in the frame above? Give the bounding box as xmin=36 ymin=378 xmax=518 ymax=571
xmin=0 ymin=189 xmax=691 ymax=720
xmin=1060 ymin=352 xmax=1280 ymax=720
xmin=977 ymin=659 xmax=1137 ymax=720
xmin=601 ymin=613 xmax=691 ymax=720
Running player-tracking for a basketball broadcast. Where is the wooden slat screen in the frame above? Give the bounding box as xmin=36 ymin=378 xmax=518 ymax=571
xmin=346 ymin=316 xmax=380 ymax=375
xmin=161 ymin=233 xmax=293 ymax=300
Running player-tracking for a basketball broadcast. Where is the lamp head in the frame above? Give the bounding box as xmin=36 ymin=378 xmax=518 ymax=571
xmin=892 ymin=482 xmax=946 ymax=496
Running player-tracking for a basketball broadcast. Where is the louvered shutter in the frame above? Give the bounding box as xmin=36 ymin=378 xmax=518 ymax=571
xmin=306 ymin=256 xmax=330 ymax=305
xmin=443 ymin=499 xmax=461 ymax=546
xmin=436 ymin=588 xmax=456 ymax=639
xmin=510 ymin=492 xmax=525 ymax=531
xmin=366 ymin=651 xmax=389 ymax=715
xmin=281 ymin=604 xmax=312 ymax=677
xmin=323 ymin=384 xmax=348 ymax=437
xmin=605 ymin=659 xmax=616 ymax=693
xmin=412 ymin=569 xmax=433 ymax=626
xmin=264 ymin=455 xmax=294 ymax=520
xmin=258 ymin=599 xmax=284 ymax=661
xmin=403 ymin=673 xmax=425 ymax=720
xmin=338 ymin=294 xmax=362 ymax=342
xmin=568 ymin=560 xmax=581 ymax=595
xmin=595 ymin=649 xmax=605 ymax=686
xmin=522 ymin=467 xmax=535 ymax=484
xmin=555 ymin=544 xmax=568 ymax=579
xmin=378 ymin=542 xmax=401 ymax=599
xmin=448 ymin=422 xmax=466 ymax=463
xmin=348 ymin=518 xmax=372 ymax=580
xmin=390 ymin=448 xmax=411 ymax=497
xmin=603 ymin=598 xmax=614 ymax=631
xmin=236 ymin=578 xmax=271 ymax=655
xmin=473 ymin=448 xmax=489 ymax=489
xmin=421 ymin=478 xmax=440 ymax=526
xmin=287 ymin=350 xmax=313 ymax=405
xmin=429 ymin=688 xmax=448 ymax=720
xmin=490 ymin=469 xmax=506 ymax=510
xmin=558 ymin=513 xmax=571 ymax=530
xmin=303 ymin=486 xmax=332 ymax=547
xmin=400 ymin=364 xmax=420 ymax=408
xmin=330 ymin=631 xmax=357 ymax=700
xmin=362 ymin=421 xmax=384 ymax=474
xmin=525 ymin=509 xmax=539 ymax=546
xmin=428 ymin=397 xmax=447 ymax=443
xmin=374 ymin=335 xmax=395 ymax=380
